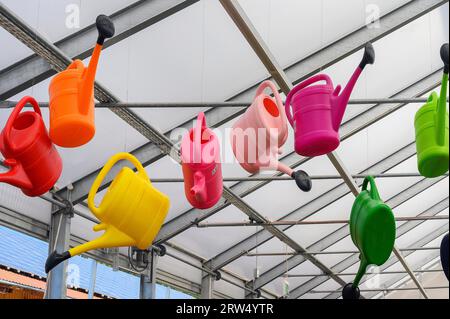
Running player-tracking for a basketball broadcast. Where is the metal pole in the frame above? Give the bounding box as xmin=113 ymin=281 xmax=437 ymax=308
xmin=2 ymin=98 xmax=447 ymax=109
xmin=88 ymin=259 xmax=98 ymax=299
xmin=285 ymin=268 xmax=445 ymax=278
xmin=147 ymin=173 xmax=445 ymax=183
xmin=196 ymin=215 xmax=449 ymax=228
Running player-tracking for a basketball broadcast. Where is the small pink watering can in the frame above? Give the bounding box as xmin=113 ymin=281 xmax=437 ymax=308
xmin=231 ymin=81 xmax=312 ymax=191
xmin=285 ymin=43 xmax=375 ymax=157
xmin=181 ymin=112 xmax=223 ymax=209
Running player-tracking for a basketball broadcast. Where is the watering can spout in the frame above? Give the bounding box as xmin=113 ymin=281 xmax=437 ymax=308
xmin=0 ymin=159 xmax=32 ymax=190
xmin=191 ymin=172 xmax=207 ymax=203
xmin=342 ymin=257 xmax=367 ymax=300
xmin=45 ymin=251 xmax=71 ymax=273
xmin=79 ymin=15 xmax=115 ymax=114
xmin=80 ymin=44 xmax=101 ymax=112
xmin=292 ymin=170 xmax=312 ymax=192
xmin=45 ymin=223 xmax=135 ymax=273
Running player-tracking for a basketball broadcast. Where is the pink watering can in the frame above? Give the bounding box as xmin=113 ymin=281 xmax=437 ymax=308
xmin=181 ymin=112 xmax=223 ymax=209
xmin=285 ymin=43 xmax=375 ymax=157
xmin=231 ymin=81 xmax=312 ymax=191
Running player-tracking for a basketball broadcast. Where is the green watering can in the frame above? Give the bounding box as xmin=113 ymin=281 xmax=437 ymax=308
xmin=414 ymin=43 xmax=449 ymax=178
xmin=342 ymin=177 xmax=396 ymax=299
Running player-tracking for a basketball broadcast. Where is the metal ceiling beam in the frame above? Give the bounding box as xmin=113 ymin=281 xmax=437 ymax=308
xmin=54 ymin=0 xmax=445 ymax=205
xmin=0 ymin=0 xmax=200 ymax=100
xmin=290 ymin=198 xmax=449 ymax=299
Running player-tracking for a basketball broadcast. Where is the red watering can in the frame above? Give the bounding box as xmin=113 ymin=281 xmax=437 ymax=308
xmin=48 ymin=15 xmax=115 ymax=148
xmin=0 ymin=96 xmax=62 ymax=197
xmin=181 ymin=112 xmax=223 ymax=209
xmin=285 ymin=43 xmax=375 ymax=157
xmin=441 ymin=234 xmax=449 ymax=281
xmin=231 ymin=81 xmax=312 ymax=191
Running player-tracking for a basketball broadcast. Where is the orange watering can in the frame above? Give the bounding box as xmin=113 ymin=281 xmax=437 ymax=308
xmin=48 ymin=15 xmax=115 ymax=148
xmin=45 ymin=153 xmax=170 ymax=273
xmin=231 ymin=81 xmax=312 ymax=191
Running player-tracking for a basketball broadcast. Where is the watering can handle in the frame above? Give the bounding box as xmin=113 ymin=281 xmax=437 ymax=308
xmin=193 ymin=112 xmax=207 ymax=163
xmin=3 ymin=96 xmax=42 ymax=151
xmin=88 ymin=153 xmax=149 ymax=217
xmin=362 ymin=176 xmax=381 ymax=201
xmin=284 ymin=74 xmax=333 ymax=126
xmin=255 ymin=81 xmax=285 ymax=116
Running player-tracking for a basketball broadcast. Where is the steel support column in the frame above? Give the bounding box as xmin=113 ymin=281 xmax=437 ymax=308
xmin=88 ymin=260 xmax=98 ymax=299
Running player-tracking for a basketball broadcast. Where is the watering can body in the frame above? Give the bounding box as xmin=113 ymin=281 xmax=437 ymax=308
xmin=343 ymin=176 xmax=396 ymax=299
xmin=181 ymin=113 xmax=223 ymax=209
xmin=48 ymin=15 xmax=115 ymax=148
xmin=414 ymin=69 xmax=449 ymax=178
xmin=49 ymin=59 xmax=96 ymax=148
xmin=231 ymin=81 xmax=291 ymax=176
xmin=45 ymin=153 xmax=170 ymax=273
xmin=285 ymin=43 xmax=375 ymax=157
xmin=0 ymin=97 xmax=62 ymax=197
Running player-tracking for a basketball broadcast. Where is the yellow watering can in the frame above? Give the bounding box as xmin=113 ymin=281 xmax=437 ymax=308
xmin=45 ymin=153 xmax=170 ymax=273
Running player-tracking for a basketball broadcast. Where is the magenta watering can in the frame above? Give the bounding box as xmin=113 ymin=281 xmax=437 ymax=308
xmin=285 ymin=43 xmax=375 ymax=157
xmin=181 ymin=112 xmax=223 ymax=209
xmin=231 ymin=81 xmax=311 ymax=191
